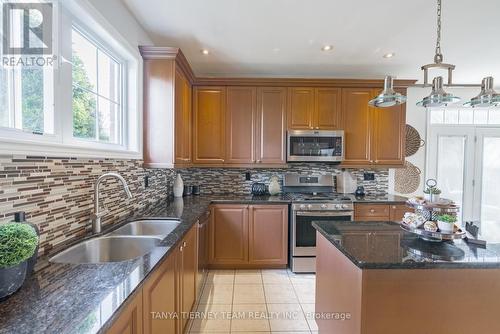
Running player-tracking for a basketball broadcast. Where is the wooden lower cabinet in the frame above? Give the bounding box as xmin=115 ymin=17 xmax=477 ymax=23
xmin=389 ymin=204 xmax=412 ymax=222
xmin=107 ymin=290 xmax=143 ymax=334
xmin=249 ymin=205 xmax=288 ymax=265
xmin=197 ymin=211 xmax=210 ymax=298
xmin=209 ymin=204 xmax=249 ymax=265
xmin=354 ymin=203 xmax=412 ymax=222
xmin=209 ymin=204 xmax=288 ymax=268
xmin=142 ymin=250 xmax=177 ymax=334
xmin=179 ymin=225 xmax=198 ymax=333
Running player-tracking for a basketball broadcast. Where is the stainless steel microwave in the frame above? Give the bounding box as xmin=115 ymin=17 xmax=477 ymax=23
xmin=287 ymin=130 xmax=344 ymax=162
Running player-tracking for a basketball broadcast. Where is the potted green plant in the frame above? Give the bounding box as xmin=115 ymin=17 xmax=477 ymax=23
xmin=424 ymin=187 xmax=441 ymax=203
xmin=0 ymin=223 xmax=39 ymax=300
xmin=435 ymin=214 xmax=457 ymax=233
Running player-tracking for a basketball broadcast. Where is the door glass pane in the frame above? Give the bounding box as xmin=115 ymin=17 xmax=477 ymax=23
xmin=436 ymin=136 xmax=466 ymax=219
xmin=480 ymin=137 xmax=500 ymax=237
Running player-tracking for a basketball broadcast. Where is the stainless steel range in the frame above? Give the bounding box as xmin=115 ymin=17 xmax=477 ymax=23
xmin=284 ymin=173 xmax=354 ymax=273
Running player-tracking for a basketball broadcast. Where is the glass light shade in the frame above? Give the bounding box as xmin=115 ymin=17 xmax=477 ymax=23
xmin=369 ymin=76 xmax=407 ymax=108
xmin=464 ymin=77 xmax=500 ymax=107
xmin=416 ymin=76 xmax=460 ymax=107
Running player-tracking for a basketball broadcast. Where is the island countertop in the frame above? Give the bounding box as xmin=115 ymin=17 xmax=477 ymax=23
xmin=312 ymin=220 xmax=500 ymax=269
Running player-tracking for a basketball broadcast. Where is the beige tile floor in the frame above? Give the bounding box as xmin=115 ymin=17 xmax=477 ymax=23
xmin=188 ymin=269 xmax=318 ymax=334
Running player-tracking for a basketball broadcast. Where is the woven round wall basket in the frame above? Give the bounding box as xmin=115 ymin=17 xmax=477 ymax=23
xmin=395 ymin=161 xmax=421 ymax=194
xmin=405 ymin=125 xmax=425 ymax=157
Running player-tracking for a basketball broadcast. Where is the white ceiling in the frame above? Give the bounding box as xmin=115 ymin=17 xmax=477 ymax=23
xmin=123 ymin=0 xmax=500 ymax=83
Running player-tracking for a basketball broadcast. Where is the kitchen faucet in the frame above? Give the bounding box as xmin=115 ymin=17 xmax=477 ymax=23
xmin=91 ymin=172 xmax=133 ymax=234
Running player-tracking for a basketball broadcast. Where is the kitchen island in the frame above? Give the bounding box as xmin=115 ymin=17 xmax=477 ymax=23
xmin=313 ymin=221 xmax=500 ymax=334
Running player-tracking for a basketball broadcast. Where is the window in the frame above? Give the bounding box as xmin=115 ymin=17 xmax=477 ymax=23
xmin=72 ymin=28 xmax=123 ymax=145
xmin=0 ymin=1 xmax=140 ymax=158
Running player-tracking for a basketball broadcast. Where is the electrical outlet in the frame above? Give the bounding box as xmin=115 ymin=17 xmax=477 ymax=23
xmin=245 ymin=172 xmax=251 ymax=181
xmin=363 ymin=172 xmax=375 ymax=181
xmin=144 ymin=175 xmax=149 ymax=188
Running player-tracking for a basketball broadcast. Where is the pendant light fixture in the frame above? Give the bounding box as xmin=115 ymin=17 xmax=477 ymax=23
xmin=416 ymin=0 xmax=461 ymax=107
xmin=369 ymin=76 xmax=407 ymax=108
xmin=464 ymin=77 xmax=500 ymax=107
xmin=416 ymin=76 xmax=460 ymax=107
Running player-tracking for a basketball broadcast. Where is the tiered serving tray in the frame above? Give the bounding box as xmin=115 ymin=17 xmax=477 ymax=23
xmin=401 ymin=200 xmax=465 ymax=242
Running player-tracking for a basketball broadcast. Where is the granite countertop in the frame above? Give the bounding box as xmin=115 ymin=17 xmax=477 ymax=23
xmin=0 ymin=194 xmax=290 ymax=334
xmin=352 ymin=194 xmax=408 ymax=204
xmin=313 ymin=220 xmax=500 ymax=269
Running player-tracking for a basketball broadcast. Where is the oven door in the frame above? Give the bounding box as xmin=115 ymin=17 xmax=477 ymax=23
xmin=292 ymin=210 xmax=353 ymax=256
xmin=287 ymin=130 xmax=344 ymax=162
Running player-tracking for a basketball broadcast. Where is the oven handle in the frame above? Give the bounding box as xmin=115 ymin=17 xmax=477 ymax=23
xmin=294 ymin=211 xmax=354 ymax=217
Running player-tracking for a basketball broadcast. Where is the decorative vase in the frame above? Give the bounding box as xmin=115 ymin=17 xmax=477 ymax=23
xmin=0 ymin=261 xmax=27 ymax=300
xmin=268 ymin=176 xmax=280 ymax=196
xmin=437 ymin=220 xmax=454 ymax=233
xmin=173 ymin=174 xmax=184 ymax=198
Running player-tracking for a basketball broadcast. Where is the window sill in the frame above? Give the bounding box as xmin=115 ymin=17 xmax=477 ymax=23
xmin=0 ymin=137 xmax=142 ymax=160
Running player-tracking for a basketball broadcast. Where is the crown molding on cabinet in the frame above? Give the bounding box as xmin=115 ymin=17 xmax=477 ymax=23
xmin=139 ymin=46 xmax=196 ymax=84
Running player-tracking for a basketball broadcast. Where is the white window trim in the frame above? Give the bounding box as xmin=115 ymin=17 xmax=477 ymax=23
xmin=0 ymin=0 xmax=143 ymax=159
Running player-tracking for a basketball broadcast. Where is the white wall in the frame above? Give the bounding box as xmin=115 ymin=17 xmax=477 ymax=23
xmin=389 ymin=86 xmax=485 ymax=197
xmin=86 ymin=0 xmax=153 ymax=47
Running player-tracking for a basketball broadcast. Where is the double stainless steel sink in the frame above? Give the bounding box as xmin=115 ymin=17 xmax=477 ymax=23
xmin=50 ymin=219 xmax=180 ymax=264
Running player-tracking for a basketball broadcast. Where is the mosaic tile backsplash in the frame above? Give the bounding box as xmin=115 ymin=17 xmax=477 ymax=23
xmin=178 ymin=163 xmax=389 ymax=196
xmin=0 ymin=155 xmax=387 ymax=257
xmin=0 ymin=155 xmax=175 ymax=255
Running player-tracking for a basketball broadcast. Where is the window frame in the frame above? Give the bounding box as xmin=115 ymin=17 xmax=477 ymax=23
xmin=0 ymin=0 xmax=142 ymax=159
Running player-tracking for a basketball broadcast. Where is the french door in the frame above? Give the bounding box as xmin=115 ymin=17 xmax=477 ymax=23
xmin=427 ymin=126 xmax=500 ymax=235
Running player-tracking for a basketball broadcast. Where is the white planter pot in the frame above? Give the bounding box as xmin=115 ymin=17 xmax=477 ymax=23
xmin=437 ymin=220 xmax=454 ymax=233
xmin=424 ymin=193 xmax=440 ymax=203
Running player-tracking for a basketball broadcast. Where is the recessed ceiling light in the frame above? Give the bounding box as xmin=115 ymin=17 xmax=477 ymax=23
xmin=383 ymin=52 xmax=395 ymax=58
xmin=321 ymin=45 xmax=333 ymax=51
xmin=201 ymin=49 xmax=209 ymax=55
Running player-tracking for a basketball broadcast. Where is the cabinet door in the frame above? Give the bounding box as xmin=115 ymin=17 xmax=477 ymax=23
xmin=225 ymin=87 xmax=256 ymax=164
xmin=197 ymin=212 xmax=210 ymax=298
xmin=107 ymin=290 xmax=143 ymax=334
xmin=341 ymin=88 xmax=373 ymax=166
xmin=142 ymin=252 xmax=177 ymax=334
xmin=371 ymin=90 xmax=406 ymax=166
xmin=256 ymin=87 xmax=287 ymax=164
xmin=248 ymin=205 xmax=288 ymax=265
xmin=180 ymin=225 xmax=198 ymax=332
xmin=341 ymin=233 xmax=370 ymax=260
xmin=209 ymin=205 xmax=249 ymax=265
xmin=193 ymin=87 xmax=226 ymax=164
xmin=315 ymin=88 xmax=342 ymax=130
xmin=174 ymin=69 xmax=192 ymax=165
xmin=287 ymin=87 xmax=314 ymax=130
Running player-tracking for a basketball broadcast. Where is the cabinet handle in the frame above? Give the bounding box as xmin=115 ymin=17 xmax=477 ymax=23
xmin=315 ymin=127 xmax=319 ymax=130
xmin=183 ymin=241 xmax=187 ymax=247
xmin=374 ymin=160 xmax=379 ymax=164
xmin=180 ymin=246 xmax=184 ymax=252
xmin=257 ymin=160 xmax=262 ymax=163
xmin=370 ymin=209 xmax=375 ymax=213
xmin=369 ymin=160 xmax=374 ymax=163
xmin=392 ymin=206 xmax=396 ymax=209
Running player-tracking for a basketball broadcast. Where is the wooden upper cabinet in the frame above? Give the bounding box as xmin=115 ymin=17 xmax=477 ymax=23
xmin=315 ymin=88 xmax=342 ymax=130
xmin=107 ymin=290 xmax=143 ymax=334
xmin=174 ymin=69 xmax=192 ymax=165
xmin=342 ymin=88 xmax=373 ymax=166
xmin=287 ymin=87 xmax=315 ymax=129
xmin=256 ymin=87 xmax=287 ymax=164
xmin=371 ymin=89 xmax=406 ymax=166
xmin=225 ymin=87 xmax=256 ymax=164
xmin=142 ymin=251 xmax=177 ymax=334
xmin=248 ymin=205 xmax=288 ymax=265
xmin=209 ymin=204 xmax=249 ymax=265
xmin=193 ymin=87 xmax=226 ymax=164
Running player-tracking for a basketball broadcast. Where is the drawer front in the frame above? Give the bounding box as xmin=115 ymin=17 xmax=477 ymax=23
xmin=355 ymin=204 xmax=390 ymax=219
xmin=390 ymin=204 xmax=413 ymax=222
